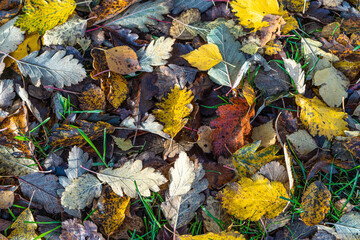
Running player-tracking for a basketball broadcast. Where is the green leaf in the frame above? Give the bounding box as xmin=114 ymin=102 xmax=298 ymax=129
xmin=105 ymin=0 xmax=171 ymax=32
xmin=207 ymin=24 xmax=246 ymax=88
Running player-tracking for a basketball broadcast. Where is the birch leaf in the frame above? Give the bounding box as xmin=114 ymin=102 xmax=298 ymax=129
xmin=220 ymin=175 xmax=288 ymax=221
xmin=153 ymin=85 xmax=193 ymax=138
xmin=43 ymin=14 xmax=87 ymax=46
xmin=61 ymin=174 xmax=102 ymax=210
xmin=97 ymin=160 xmax=167 ymax=198
xmin=0 ymin=17 xmax=24 ymax=55
xmin=105 ymin=46 xmax=141 ymax=74
xmin=295 ymin=95 xmax=348 ymax=139
xmin=8 ymin=208 xmax=38 ymax=240
xmin=137 ymin=36 xmax=175 ymax=72
xmin=207 ymin=24 xmax=246 ymax=87
xmin=17 ymin=50 xmax=86 ymax=88
xmin=172 ymin=0 xmax=213 ymax=14
xmin=182 ymin=44 xmax=223 ymax=71
xmin=105 ymin=0 xmax=170 ymax=32
xmin=0 ymin=80 xmax=15 ymax=108
xmin=15 ymin=0 xmax=76 ymax=35
xmin=65 ymin=146 xmax=93 ymax=181
xmin=283 ymin=58 xmax=305 ymax=94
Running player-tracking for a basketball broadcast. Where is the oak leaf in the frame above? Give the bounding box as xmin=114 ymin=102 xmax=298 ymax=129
xmin=137 ymin=36 xmax=175 ymax=72
xmin=8 ymin=208 xmax=38 ymax=240
xmin=182 ymin=43 xmax=223 ymax=71
xmin=179 ymin=231 xmax=245 ymax=240
xmin=233 ymin=141 xmax=283 ymax=177
xmin=15 ymin=0 xmax=76 ymax=35
xmin=79 ymin=84 xmax=106 ymax=111
xmin=105 ymin=46 xmax=141 ymax=75
xmin=97 ymin=160 xmax=167 ymax=198
xmin=295 ymin=95 xmax=348 ymax=139
xmin=91 ymin=190 xmax=130 ymax=237
xmin=210 ymin=97 xmax=254 ymax=157
xmin=220 ymin=175 xmax=288 ymax=221
xmin=153 ymin=85 xmax=193 ymax=138
xmin=301 ymin=180 xmax=331 ymax=226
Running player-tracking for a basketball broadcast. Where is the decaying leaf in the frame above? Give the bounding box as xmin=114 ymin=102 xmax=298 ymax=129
xmin=43 ymin=14 xmax=87 ymax=46
xmin=170 ymin=8 xmax=201 ymax=40
xmin=105 ymin=46 xmax=141 ymax=75
xmin=97 ymin=159 xmax=167 ymax=198
xmin=283 ymin=58 xmax=305 ymax=94
xmin=65 ymin=146 xmax=92 ymax=181
xmin=0 ymin=185 xmax=16 ymax=209
xmin=202 ymin=196 xmax=232 ymax=233
xmin=163 ymin=139 xmax=194 ymax=159
xmin=137 ymin=36 xmax=175 ymax=72
xmin=0 ymin=146 xmax=38 ymax=177
xmin=8 ymin=208 xmax=38 ymax=240
xmin=61 ymin=174 xmax=102 ymax=210
xmin=287 ymin=129 xmax=318 ymax=155
xmin=0 ymin=17 xmax=24 ymax=55
xmin=233 ymin=141 xmax=283 ymax=177
xmin=210 ymin=97 xmax=254 ymax=157
xmin=295 ymin=95 xmax=348 ymax=139
xmin=0 ymin=79 xmax=15 ymax=108
xmin=220 ymin=174 xmax=288 ymax=221
xmin=153 ymin=85 xmax=193 ymax=138
xmin=335 ymin=211 xmax=360 ymax=240
xmin=91 ymin=190 xmax=130 ymax=237
xmin=182 ymin=43 xmax=223 ymax=71
xmin=178 ymin=231 xmax=245 ymax=240
xmin=60 ymin=219 xmax=105 ymax=240
xmin=251 ymin=120 xmax=277 ymax=148
xmin=103 ymin=73 xmax=128 ymax=108
xmin=15 ymin=0 xmax=76 ymax=35
xmin=17 ymin=50 xmax=86 ymax=88
xmin=79 ymin=84 xmax=106 ymax=111
xmin=196 ymin=126 xmax=213 ymax=153
xmin=301 ymin=180 xmax=331 ymax=226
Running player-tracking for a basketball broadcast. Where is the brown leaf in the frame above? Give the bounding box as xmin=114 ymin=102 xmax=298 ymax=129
xmin=49 ymin=120 xmax=115 ymax=148
xmin=196 ymin=126 xmax=213 ymax=153
xmin=0 ymin=185 xmax=16 ymax=209
xmin=79 ymin=84 xmax=106 ymax=111
xmin=111 ymin=215 xmax=144 ymax=240
xmin=260 ymin=14 xmax=285 ymax=47
xmin=210 ymin=97 xmax=254 ymax=157
xmin=105 ymin=46 xmax=141 ymax=75
xmin=203 ymin=162 xmax=235 ymax=190
xmin=91 ymin=48 xmax=108 ymax=80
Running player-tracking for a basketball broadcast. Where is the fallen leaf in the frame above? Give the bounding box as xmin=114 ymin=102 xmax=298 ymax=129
xmin=313 ymin=67 xmax=350 ymax=107
xmin=15 ymin=0 xmax=76 ymax=34
xmin=280 ymin=0 xmax=310 ymax=12
xmin=137 ymin=36 xmax=175 ymax=72
xmin=286 ymin=129 xmax=318 ymax=155
xmin=98 ymin=159 xmax=167 ymax=198
xmin=220 ymin=174 xmax=288 ymax=221
xmin=203 ymin=162 xmax=235 ymax=190
xmin=91 ymin=190 xmax=130 ymax=237
xmin=170 ymin=8 xmax=201 ymax=40
xmin=79 ymin=84 xmax=106 ymax=111
xmin=295 ymin=95 xmax=348 ymax=139
xmin=259 ymin=161 xmax=288 ymax=184
xmin=8 ymin=208 xmax=38 ymax=240
xmin=182 ymin=43 xmax=223 ymax=71
xmin=36 ymin=216 xmax=61 ymax=240
xmin=163 ymin=139 xmax=194 ymax=159
xmin=260 ymin=14 xmax=286 ymax=47
xmin=0 ymin=146 xmax=38 ymax=177
xmin=104 ymin=73 xmax=128 ymax=109
xmin=0 ymin=17 xmax=24 ymax=55
xmin=0 ymin=185 xmax=16 ymax=209
xmin=113 ymin=136 xmax=133 ymax=151
xmin=233 ymin=141 xmax=283 ymax=177
xmin=211 ymin=97 xmax=254 ymax=157
xmin=172 ymin=0 xmax=213 ymax=14
xmin=202 ymin=196 xmax=232 ymax=233
xmin=251 ymin=120 xmax=277 ymax=148
xmin=196 ymin=126 xmax=213 ymax=153
xmin=335 ymin=211 xmax=360 ymax=240
xmin=334 ymin=198 xmax=354 ymax=214
xmin=65 ymin=146 xmax=93 ymax=181
xmin=283 ymin=58 xmax=305 ymax=95
xmin=0 ymin=79 xmax=15 ymax=108
xmin=105 ymin=46 xmax=141 ymax=75
xmin=179 ymin=231 xmax=245 ymax=240
xmin=153 ymin=85 xmax=193 ymax=139
xmin=61 ymin=174 xmax=102 ymax=210
xmin=301 ymin=180 xmax=331 ymax=226
xmin=60 ymin=219 xmax=105 ymax=240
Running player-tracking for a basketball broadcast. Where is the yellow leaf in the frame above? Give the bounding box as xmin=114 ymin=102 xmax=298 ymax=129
xmin=153 ymin=85 xmax=193 ymax=138
xmin=105 ymin=73 xmax=129 ymax=108
xmin=78 ymin=84 xmax=106 ymax=111
xmin=230 ymin=0 xmax=298 ymax=33
xmin=179 ymin=231 xmax=246 ymax=240
xmin=301 ymin=181 xmax=331 ymax=226
xmin=91 ymin=190 xmax=130 ymax=237
xmin=4 ymin=33 xmax=41 ymax=68
xmin=295 ymin=95 xmax=348 ymax=139
xmin=15 ymin=0 xmax=76 ymax=35
xmin=220 ymin=175 xmax=288 ymax=221
xmin=182 ymin=43 xmax=223 ymax=71
xmin=232 ymin=141 xmax=283 ymax=177
xmin=242 ymin=81 xmax=255 ymax=108
xmin=8 ymin=208 xmax=38 ymax=240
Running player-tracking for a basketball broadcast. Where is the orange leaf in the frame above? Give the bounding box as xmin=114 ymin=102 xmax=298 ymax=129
xmin=79 ymin=84 xmax=106 ymax=111
xmin=103 ymin=73 xmax=129 ymax=108
xmin=210 ymin=97 xmax=254 ymax=157
xmin=105 ymin=46 xmax=141 ymax=75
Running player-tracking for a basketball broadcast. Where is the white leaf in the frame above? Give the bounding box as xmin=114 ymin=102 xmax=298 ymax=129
xmin=97 ymin=160 xmax=167 ymax=198
xmin=0 ymin=17 xmax=24 ymax=54
xmin=61 ymin=174 xmax=102 ymax=210
xmin=120 ymin=113 xmax=170 ymax=139
xmin=169 ymin=152 xmax=195 ymax=197
xmin=283 ymin=58 xmax=305 ymax=94
xmin=43 ymin=15 xmax=87 ymax=47
xmin=0 ymin=80 xmax=15 ymax=108
xmin=105 ymin=0 xmax=170 ymax=32
xmin=334 ymin=211 xmax=360 ymax=240
xmin=137 ymin=36 xmax=175 ymax=72
xmin=65 ymin=146 xmax=93 ymax=181
xmin=17 ymin=50 xmax=86 ymax=88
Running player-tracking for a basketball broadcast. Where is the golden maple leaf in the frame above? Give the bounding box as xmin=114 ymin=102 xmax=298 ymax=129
xmin=182 ymin=43 xmax=223 ymax=71
xmin=15 ymin=0 xmax=76 ymax=35
xmin=230 ymin=0 xmax=297 ymax=33
xmin=153 ymin=85 xmax=193 ymax=138
xmin=295 ymin=95 xmax=348 ymax=139
xmin=220 ymin=175 xmax=288 ymax=221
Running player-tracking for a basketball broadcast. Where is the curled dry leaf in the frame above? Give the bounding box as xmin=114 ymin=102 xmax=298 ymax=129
xmin=300 ymin=180 xmax=331 ymax=226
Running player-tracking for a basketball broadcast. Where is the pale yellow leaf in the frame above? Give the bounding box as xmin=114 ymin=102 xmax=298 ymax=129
xmin=182 ymin=43 xmax=223 ymax=71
